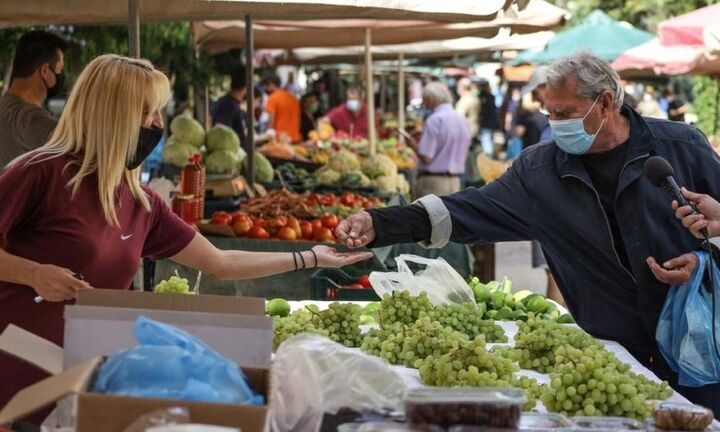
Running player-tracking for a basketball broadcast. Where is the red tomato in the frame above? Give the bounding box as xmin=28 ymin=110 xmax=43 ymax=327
xmin=278 ymin=227 xmax=298 ymax=241
xmin=346 ymin=283 xmax=364 ymax=289
xmin=314 ymin=227 xmax=334 ymax=242
xmin=211 ymin=212 xmax=233 ymax=226
xmin=232 ymin=219 xmax=253 ymax=236
xmin=248 ymin=226 xmax=270 ymax=239
xmin=231 ymin=213 xmax=250 ymax=225
xmin=311 ymin=219 xmax=323 ymax=231
xmin=340 ymin=193 xmax=356 ymax=206
xmin=300 ymin=221 xmax=314 ymax=240
xmin=286 ymin=217 xmax=302 ymax=238
xmin=357 ymin=275 xmax=371 ymax=288
xmin=321 ymin=214 xmax=339 ymax=229
xmin=253 ymin=218 xmax=267 ymax=228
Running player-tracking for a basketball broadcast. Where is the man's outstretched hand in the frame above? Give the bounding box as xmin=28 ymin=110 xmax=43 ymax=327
xmin=647 ymin=254 xmax=698 ymax=286
xmin=335 ymin=211 xmax=376 ymax=248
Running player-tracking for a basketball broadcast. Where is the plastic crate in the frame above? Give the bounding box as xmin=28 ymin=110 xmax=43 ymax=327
xmin=310 ymin=268 xmax=380 ymax=301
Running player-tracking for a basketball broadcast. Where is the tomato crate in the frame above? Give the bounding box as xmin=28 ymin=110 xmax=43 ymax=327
xmin=310 ymin=268 xmax=380 ymax=301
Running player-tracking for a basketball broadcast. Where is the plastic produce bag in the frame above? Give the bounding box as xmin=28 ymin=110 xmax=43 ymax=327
xmin=92 ymin=316 xmax=264 ymax=405
xmin=656 ymin=251 xmax=720 ymax=387
xmin=369 ymin=255 xmax=476 ymax=307
xmin=268 ymin=334 xmax=407 ymax=432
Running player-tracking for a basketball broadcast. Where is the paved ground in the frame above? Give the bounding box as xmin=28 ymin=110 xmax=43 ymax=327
xmin=494 ymin=241 xmax=548 ymax=295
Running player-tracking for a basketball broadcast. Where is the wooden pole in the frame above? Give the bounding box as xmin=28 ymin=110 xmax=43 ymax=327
xmin=365 ymin=28 xmax=377 ymax=154
xmin=245 ymin=15 xmax=255 ymax=187
xmin=397 ymin=52 xmax=405 ymax=145
xmin=128 ymin=0 xmax=140 ymax=58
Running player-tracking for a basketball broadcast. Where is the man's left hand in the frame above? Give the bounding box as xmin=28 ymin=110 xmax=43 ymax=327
xmin=647 ymin=253 xmax=698 ymax=285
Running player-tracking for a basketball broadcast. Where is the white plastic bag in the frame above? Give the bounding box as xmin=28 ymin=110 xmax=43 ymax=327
xmin=368 ymin=255 xmax=476 ymax=307
xmin=268 ymin=334 xmax=406 ymax=432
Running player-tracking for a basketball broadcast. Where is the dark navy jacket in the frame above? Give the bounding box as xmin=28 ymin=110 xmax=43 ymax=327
xmin=374 ymin=105 xmax=720 ymax=357
xmin=444 ymin=105 xmax=720 ymax=355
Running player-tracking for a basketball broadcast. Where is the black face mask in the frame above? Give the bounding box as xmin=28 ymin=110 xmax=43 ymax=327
xmin=127 ymin=126 xmax=164 ymax=170
xmin=44 ymin=69 xmax=65 ymax=99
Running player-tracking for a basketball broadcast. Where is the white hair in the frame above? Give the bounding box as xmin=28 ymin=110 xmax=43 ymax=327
xmin=546 ymin=51 xmax=625 ymax=110
xmin=422 ymin=81 xmax=453 ymax=105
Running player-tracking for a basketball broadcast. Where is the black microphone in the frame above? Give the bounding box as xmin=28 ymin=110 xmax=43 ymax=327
xmin=643 ymin=155 xmax=708 ymax=238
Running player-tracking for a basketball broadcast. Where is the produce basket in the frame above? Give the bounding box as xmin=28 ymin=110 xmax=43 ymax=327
xmin=310 ymin=268 xmax=380 ymax=301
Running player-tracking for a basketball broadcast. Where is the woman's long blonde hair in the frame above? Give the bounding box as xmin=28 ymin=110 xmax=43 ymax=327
xmin=30 ymin=54 xmax=170 ymax=226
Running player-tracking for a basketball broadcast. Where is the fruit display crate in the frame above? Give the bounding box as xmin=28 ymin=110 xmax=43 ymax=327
xmin=310 ymin=268 xmax=380 ymax=301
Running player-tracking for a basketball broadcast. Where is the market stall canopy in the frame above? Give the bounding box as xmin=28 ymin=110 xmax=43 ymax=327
xmin=706 ymin=23 xmax=720 ymax=53
xmin=192 ymin=0 xmax=568 ymax=53
xmin=513 ymin=10 xmax=653 ymax=64
xmin=285 ymin=30 xmax=555 ymax=63
xmin=658 ymin=3 xmax=720 ymax=46
xmin=611 ymin=38 xmax=720 ymax=77
xmin=0 ymin=0 xmax=515 ymax=28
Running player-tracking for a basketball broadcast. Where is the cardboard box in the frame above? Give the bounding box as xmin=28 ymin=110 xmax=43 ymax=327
xmin=64 ymin=290 xmax=272 ymax=369
xmin=0 ymin=355 xmax=269 ymax=432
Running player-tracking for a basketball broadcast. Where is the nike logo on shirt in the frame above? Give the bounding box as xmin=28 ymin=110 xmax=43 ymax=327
xmin=121 ymin=234 xmax=133 ymax=240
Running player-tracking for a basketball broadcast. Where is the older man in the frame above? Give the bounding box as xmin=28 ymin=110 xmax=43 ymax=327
xmin=413 ymin=82 xmax=472 ymax=198
xmin=337 ymin=52 xmax=720 ymax=414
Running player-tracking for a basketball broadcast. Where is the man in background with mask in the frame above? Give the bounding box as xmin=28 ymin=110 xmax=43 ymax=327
xmin=321 ymin=87 xmax=372 ymax=139
xmin=336 ymin=51 xmax=720 ymax=415
xmin=262 ymin=72 xmax=301 ymax=142
xmin=0 ymin=31 xmax=68 ymax=169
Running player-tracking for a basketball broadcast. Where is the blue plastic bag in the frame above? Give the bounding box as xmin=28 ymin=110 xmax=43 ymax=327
xmin=506 ymin=136 xmax=523 ymax=160
xmin=92 ymin=316 xmax=264 ymax=405
xmin=656 ymin=251 xmax=720 ymax=387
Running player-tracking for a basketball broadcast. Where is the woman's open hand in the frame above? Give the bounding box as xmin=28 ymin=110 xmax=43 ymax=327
xmin=311 ymin=245 xmax=374 ymax=268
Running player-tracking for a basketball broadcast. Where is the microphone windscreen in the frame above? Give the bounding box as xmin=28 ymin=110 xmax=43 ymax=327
xmin=643 ymin=156 xmax=674 ymax=186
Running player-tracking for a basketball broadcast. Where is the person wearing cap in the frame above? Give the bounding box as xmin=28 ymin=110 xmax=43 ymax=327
xmin=520 ymin=65 xmax=552 ymax=142
xmin=336 ymin=51 xmax=720 ymax=415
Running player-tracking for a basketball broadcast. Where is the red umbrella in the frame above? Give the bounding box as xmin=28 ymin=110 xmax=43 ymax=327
xmin=658 ymin=3 xmax=720 ymax=46
xmin=611 ymin=38 xmax=720 ymax=77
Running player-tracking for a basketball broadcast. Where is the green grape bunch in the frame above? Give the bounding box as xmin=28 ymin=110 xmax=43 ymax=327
xmin=311 ymin=302 xmax=363 ymax=348
xmin=272 ymin=309 xmax=328 ymax=351
xmin=378 ymin=290 xmax=434 ymax=328
xmin=154 ymin=276 xmax=192 ymax=294
xmin=540 ymin=345 xmax=673 ymax=420
xmin=427 ymin=302 xmax=507 ymax=342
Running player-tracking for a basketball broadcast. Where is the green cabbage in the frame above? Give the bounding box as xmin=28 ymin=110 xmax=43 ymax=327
xmin=361 ymin=154 xmax=397 ymax=179
xmin=206 ymin=124 xmax=241 ymax=152
xmin=162 ymin=140 xmax=198 ymax=167
xmin=241 ymin=152 xmax=274 ymax=183
xmin=170 ymin=115 xmax=205 ymax=148
xmin=205 ymin=150 xmax=240 ymax=175
xmin=327 ymin=149 xmax=360 ymax=174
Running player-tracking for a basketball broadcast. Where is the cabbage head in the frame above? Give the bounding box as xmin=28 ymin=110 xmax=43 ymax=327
xmin=241 ymin=152 xmax=274 ymax=183
xmin=206 ymin=124 xmax=241 ymax=152
xmin=162 ymin=140 xmax=198 ymax=167
xmin=205 ymin=150 xmax=240 ymax=175
xmin=170 ymin=115 xmax=205 ymax=147
xmin=361 ymin=154 xmax=397 ymax=179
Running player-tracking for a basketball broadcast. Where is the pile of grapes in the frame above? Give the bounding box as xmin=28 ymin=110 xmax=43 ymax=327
xmin=269 ymin=290 xmax=674 ymax=418
xmin=154 ymin=276 xmax=192 ymax=294
xmin=540 ymin=345 xmax=674 ymax=419
xmin=514 ymin=314 xmax=601 ymax=373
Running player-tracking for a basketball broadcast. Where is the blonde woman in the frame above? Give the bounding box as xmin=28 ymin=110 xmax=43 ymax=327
xmin=0 ymin=54 xmax=372 ymax=415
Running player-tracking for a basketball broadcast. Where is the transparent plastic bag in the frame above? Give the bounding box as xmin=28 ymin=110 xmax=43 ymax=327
xmin=268 ymin=334 xmax=407 ymax=432
xmin=91 ymin=316 xmax=264 ymax=405
xmin=656 ymin=251 xmax=720 ymax=387
xmin=369 ymin=255 xmax=476 ymax=307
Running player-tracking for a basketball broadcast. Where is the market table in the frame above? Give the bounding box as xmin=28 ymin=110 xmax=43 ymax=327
xmin=284 ymin=301 xmax=707 ymax=417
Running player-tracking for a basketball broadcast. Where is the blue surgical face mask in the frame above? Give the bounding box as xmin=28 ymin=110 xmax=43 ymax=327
xmin=346 ymin=99 xmax=361 ymax=112
xmin=549 ymin=95 xmax=605 ymax=155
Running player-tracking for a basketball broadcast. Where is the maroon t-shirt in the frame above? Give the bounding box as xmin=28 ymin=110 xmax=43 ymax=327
xmin=0 ymin=153 xmax=196 ymax=411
